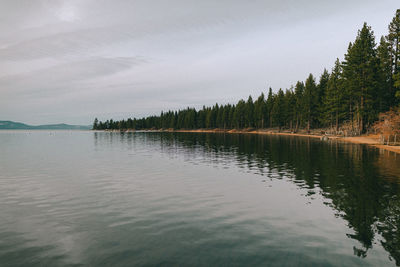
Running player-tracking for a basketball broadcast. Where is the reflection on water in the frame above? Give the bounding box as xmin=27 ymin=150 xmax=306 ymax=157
xmin=159 ymin=133 xmax=400 ymax=259
xmin=1 ymin=131 xmax=400 ymax=266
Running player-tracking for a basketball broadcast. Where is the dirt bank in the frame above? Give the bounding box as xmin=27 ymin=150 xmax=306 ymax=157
xmin=336 ymin=134 xmax=400 ymax=154
xmin=108 ymin=128 xmax=400 ymax=154
xmin=157 ymin=128 xmax=400 ymax=154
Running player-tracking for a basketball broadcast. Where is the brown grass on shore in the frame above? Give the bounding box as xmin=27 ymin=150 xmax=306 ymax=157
xmin=168 ymin=128 xmax=400 ymax=154
xmin=337 ymin=134 xmax=400 ymax=154
xmin=113 ymin=128 xmax=400 ymax=154
xmin=166 ymin=128 xmax=321 ymax=138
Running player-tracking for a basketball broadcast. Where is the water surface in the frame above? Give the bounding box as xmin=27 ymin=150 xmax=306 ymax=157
xmin=1 ymin=131 xmax=400 ymax=266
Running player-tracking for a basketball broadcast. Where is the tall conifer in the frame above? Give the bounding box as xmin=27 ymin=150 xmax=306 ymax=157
xmin=343 ymin=23 xmax=378 ymax=133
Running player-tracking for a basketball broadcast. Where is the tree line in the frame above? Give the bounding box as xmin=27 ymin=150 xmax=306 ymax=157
xmin=93 ymin=10 xmax=400 ymax=135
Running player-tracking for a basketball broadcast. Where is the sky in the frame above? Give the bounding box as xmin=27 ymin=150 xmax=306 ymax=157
xmin=0 ymin=0 xmax=398 ymax=125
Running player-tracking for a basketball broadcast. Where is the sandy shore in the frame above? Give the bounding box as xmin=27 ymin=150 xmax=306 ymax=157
xmin=106 ymin=128 xmax=400 ymax=154
xmin=165 ymin=128 xmax=321 ymax=138
xmin=336 ymin=135 xmax=400 ymax=154
xmin=156 ymin=128 xmax=400 ymax=154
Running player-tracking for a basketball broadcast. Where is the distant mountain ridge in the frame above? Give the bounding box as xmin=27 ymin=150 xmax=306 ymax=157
xmin=0 ymin=120 xmax=91 ymax=130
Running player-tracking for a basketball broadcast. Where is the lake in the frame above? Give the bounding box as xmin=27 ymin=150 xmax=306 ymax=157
xmin=1 ymin=131 xmax=400 ymax=266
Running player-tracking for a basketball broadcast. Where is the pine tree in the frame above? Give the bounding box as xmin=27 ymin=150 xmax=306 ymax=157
xmin=245 ymin=96 xmax=254 ymax=128
xmin=216 ymin=105 xmax=224 ymax=128
xmin=377 ymin=36 xmax=394 ymax=110
xmin=266 ymin=88 xmax=274 ymax=127
xmin=222 ymin=105 xmax=230 ymax=129
xmin=294 ymin=81 xmax=304 ymax=132
xmin=197 ymin=106 xmax=206 ymax=128
xmin=284 ymin=89 xmax=296 ymax=131
xmin=324 ymin=59 xmax=345 ymax=131
xmin=303 ymin=74 xmax=317 ymax=132
xmin=94 ymin=10 xmax=400 ymax=134
xmin=271 ymin=89 xmax=285 ymax=130
xmin=254 ymin=93 xmax=267 ymax=128
xmin=92 ymin=118 xmax=99 ymax=130
xmin=229 ymin=105 xmax=235 ymax=128
xmin=233 ymin=100 xmax=246 ymax=128
xmin=317 ymin=69 xmax=330 ymax=126
xmin=388 ymin=9 xmax=400 ymax=103
xmin=343 ymin=23 xmax=379 ymax=134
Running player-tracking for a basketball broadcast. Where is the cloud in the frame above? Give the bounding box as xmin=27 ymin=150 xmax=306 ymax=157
xmin=0 ymin=57 xmax=146 ymax=98
xmin=0 ymin=0 xmax=398 ymax=124
xmin=0 ymin=27 xmax=135 ymax=61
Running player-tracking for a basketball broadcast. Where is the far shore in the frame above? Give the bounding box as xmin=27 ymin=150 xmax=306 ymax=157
xmin=102 ymin=128 xmax=400 ymax=154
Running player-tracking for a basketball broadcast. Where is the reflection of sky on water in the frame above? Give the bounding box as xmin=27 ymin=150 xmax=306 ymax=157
xmin=0 ymin=131 xmax=399 ymax=266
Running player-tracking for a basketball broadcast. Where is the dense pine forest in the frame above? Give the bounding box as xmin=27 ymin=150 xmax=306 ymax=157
xmin=93 ymin=10 xmax=400 ymax=135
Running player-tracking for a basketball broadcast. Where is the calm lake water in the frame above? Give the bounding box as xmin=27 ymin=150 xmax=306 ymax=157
xmin=1 ymin=131 xmax=400 ymax=266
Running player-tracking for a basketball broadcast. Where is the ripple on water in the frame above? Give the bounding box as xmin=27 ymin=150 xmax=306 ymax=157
xmin=0 ymin=131 xmax=399 ymax=266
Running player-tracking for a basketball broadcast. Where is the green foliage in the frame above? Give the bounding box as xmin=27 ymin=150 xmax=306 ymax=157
xmin=254 ymin=93 xmax=267 ymax=128
xmin=377 ymin=36 xmax=395 ymax=109
xmin=395 ymin=72 xmax=400 ymax=101
xmin=323 ymin=59 xmax=346 ymax=130
xmin=317 ymin=69 xmax=330 ymax=126
xmin=388 ymin=9 xmax=400 ymax=72
xmin=294 ymin=81 xmax=305 ymax=131
xmin=271 ymin=89 xmax=285 ymax=129
xmin=92 ymin=118 xmax=99 ymax=130
xmin=233 ymin=100 xmax=246 ymax=128
xmin=303 ymin=74 xmax=317 ymax=131
xmin=395 ymin=72 xmax=400 ymax=88
xmin=245 ymin=96 xmax=254 ymax=128
xmin=388 ymin=9 xmax=400 ymax=105
xmin=343 ymin=23 xmax=379 ymax=133
xmin=94 ymin=10 xmax=400 ymax=133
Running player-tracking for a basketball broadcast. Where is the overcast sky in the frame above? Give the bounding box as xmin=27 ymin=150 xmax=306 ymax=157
xmin=0 ymin=0 xmax=398 ymax=125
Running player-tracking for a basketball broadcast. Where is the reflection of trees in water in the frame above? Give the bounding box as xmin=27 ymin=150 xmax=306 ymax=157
xmin=94 ymin=132 xmax=400 ymax=264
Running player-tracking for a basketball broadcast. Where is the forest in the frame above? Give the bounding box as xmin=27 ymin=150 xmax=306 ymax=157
xmin=93 ymin=10 xmax=400 ymax=136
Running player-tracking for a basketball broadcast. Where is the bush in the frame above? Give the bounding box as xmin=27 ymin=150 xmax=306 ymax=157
xmin=373 ymin=108 xmax=400 ymax=145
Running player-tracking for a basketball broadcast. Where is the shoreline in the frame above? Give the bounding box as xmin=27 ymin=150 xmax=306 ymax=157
xmin=106 ymin=128 xmax=400 ymax=154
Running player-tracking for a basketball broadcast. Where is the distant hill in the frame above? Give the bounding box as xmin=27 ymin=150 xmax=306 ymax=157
xmin=0 ymin=121 xmax=91 ymax=130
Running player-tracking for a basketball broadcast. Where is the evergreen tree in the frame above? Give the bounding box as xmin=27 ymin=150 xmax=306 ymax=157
xmin=234 ymin=100 xmax=246 ymax=128
xmin=228 ymin=105 xmax=235 ymax=128
xmin=285 ymin=88 xmax=296 ymax=131
xmin=303 ymin=74 xmax=317 ymax=132
xmin=92 ymin=118 xmax=99 ymax=130
xmin=254 ymin=93 xmax=267 ymax=128
xmin=245 ymin=96 xmax=254 ymax=128
xmin=377 ymin=36 xmax=394 ymax=110
xmin=197 ymin=107 xmax=206 ymax=128
xmin=266 ymin=88 xmax=274 ymax=127
xmin=324 ymin=59 xmax=345 ymax=131
xmin=343 ymin=23 xmax=379 ymax=134
xmin=93 ymin=10 xmax=400 ymax=134
xmin=388 ymin=9 xmax=400 ymax=102
xmin=294 ymin=81 xmax=305 ymax=132
xmin=222 ymin=105 xmax=230 ymax=129
xmin=271 ymin=89 xmax=285 ymax=130
xmin=317 ymin=69 xmax=330 ymax=126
